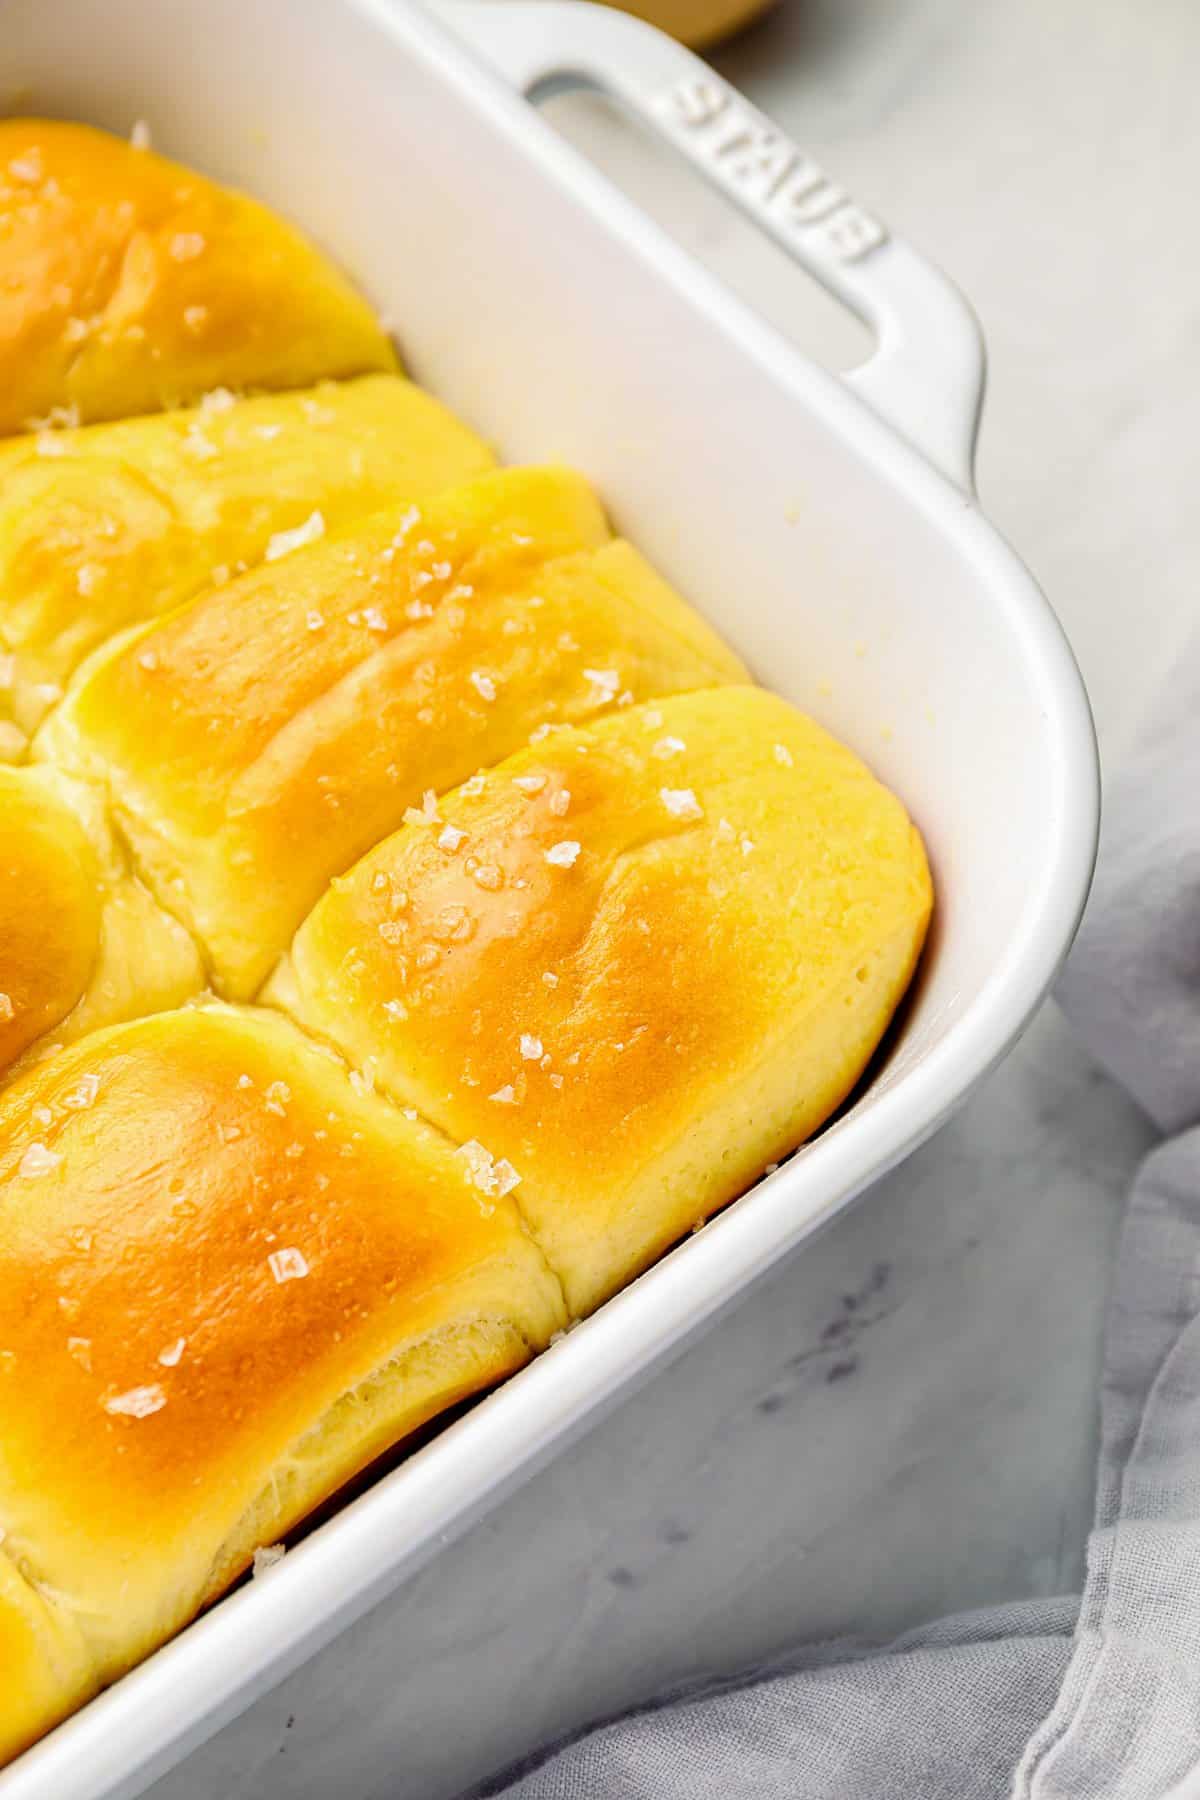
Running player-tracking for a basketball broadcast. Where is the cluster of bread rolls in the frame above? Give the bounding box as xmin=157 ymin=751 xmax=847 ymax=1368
xmin=0 ymin=120 xmax=932 ymax=1763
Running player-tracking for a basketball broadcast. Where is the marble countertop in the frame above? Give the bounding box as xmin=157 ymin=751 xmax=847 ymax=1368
xmin=151 ymin=1 xmax=1193 ymax=1794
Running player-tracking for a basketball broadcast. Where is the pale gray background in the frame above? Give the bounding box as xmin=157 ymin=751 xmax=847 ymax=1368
xmin=153 ymin=0 xmax=1192 ymax=1793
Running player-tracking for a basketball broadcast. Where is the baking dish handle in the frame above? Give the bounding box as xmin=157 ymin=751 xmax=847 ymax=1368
xmin=430 ymin=0 xmax=985 ymax=492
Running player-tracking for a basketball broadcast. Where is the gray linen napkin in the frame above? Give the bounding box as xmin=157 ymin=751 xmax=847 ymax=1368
xmin=473 ymin=643 xmax=1200 ymax=1800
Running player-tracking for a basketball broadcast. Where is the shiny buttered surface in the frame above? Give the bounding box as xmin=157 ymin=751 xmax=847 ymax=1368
xmin=0 ymin=120 xmax=394 ymax=436
xmin=0 ymin=120 xmax=932 ymax=1762
xmin=272 ymin=688 xmax=930 ymax=1316
xmin=0 ymin=1006 xmax=565 ymax=1763
xmin=0 ymin=375 xmax=494 ymax=754
xmin=41 ymin=466 xmax=745 ymax=995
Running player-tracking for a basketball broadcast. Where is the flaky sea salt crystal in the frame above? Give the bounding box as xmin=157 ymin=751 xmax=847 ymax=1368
xmin=469 ymin=670 xmax=498 ymax=703
xmin=268 ymin=1247 xmax=309 ymax=1284
xmin=265 ymin=511 xmax=325 ymax=563
xmin=490 ymin=1159 xmax=520 ymax=1198
xmin=253 ymin=1544 xmax=287 ymax=1578
xmin=19 ymin=1142 xmax=60 ymax=1178
xmin=393 ymin=506 xmax=421 ymax=544
xmin=519 ymin=1034 xmax=544 ymax=1061
xmin=544 ymin=840 xmax=581 ymax=869
xmin=158 ymin=1338 xmax=186 ymax=1367
xmin=403 ymin=789 xmax=441 ymax=828
xmin=773 ymin=743 xmax=794 ymax=768
xmin=169 ymin=231 xmax=206 ymax=262
xmin=64 ymin=1073 xmax=100 ymax=1110
xmin=456 ymin=1140 xmax=521 ymax=1199
xmin=583 ymin=667 xmax=619 ymax=700
xmin=660 ymin=787 xmax=703 ymax=821
xmin=26 ymin=403 xmax=80 ymax=432
xmin=104 ymin=1384 xmax=166 ymax=1419
xmin=652 ymin=736 xmax=687 ymax=758
xmin=183 ymin=425 xmax=219 ymax=461
xmin=8 ymin=149 xmax=42 ymax=183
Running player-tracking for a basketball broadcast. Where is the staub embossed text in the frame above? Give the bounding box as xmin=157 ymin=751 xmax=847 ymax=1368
xmin=652 ymin=75 xmax=887 ymax=265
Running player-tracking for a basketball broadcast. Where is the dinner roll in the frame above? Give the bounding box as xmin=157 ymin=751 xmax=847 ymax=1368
xmin=269 ymin=686 xmax=933 ymax=1315
xmin=42 ymin=467 xmax=746 ymax=997
xmin=0 ymin=1004 xmax=565 ymax=1747
xmin=0 ymin=764 xmax=202 ymax=1080
xmin=0 ymin=375 xmax=492 ymax=754
xmin=0 ymin=120 xmax=394 ymax=436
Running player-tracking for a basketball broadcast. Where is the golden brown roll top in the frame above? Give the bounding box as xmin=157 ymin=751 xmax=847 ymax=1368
xmin=0 ymin=120 xmax=395 ymax=437
xmin=42 ymin=466 xmax=747 ymax=997
xmin=0 ymin=1004 xmax=565 ymax=1748
xmin=269 ymin=686 xmax=933 ymax=1315
xmin=0 ymin=374 xmax=493 ymax=754
xmin=0 ymin=764 xmax=202 ymax=1080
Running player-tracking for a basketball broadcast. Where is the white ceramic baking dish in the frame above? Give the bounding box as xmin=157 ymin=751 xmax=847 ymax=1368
xmin=0 ymin=1 xmax=1099 ymax=1794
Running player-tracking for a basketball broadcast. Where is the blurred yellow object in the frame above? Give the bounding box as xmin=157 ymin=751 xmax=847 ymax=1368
xmin=609 ymin=0 xmax=772 ymax=49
